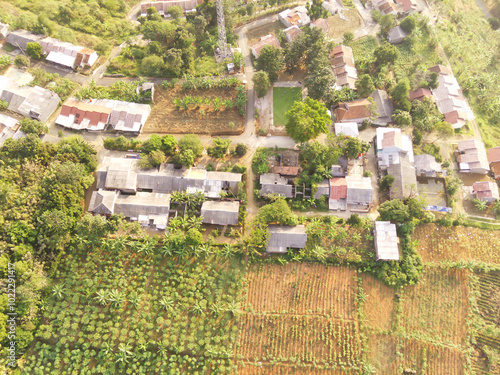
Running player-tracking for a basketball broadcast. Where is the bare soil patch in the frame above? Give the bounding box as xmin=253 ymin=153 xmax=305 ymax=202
xmin=246 ymin=20 xmax=284 ymax=45
xmin=244 ymin=263 xmax=357 ymax=318
xmin=366 ymin=334 xmax=398 ymax=374
xmin=401 ymin=268 xmax=469 ymax=346
xmin=414 ymin=223 xmax=500 ymax=264
xmin=237 ymin=364 xmax=357 ymax=374
xmin=361 ymin=274 xmax=395 ymax=331
xmin=143 ymin=86 xmax=244 ymax=135
xmin=326 ymin=9 xmax=363 ymax=39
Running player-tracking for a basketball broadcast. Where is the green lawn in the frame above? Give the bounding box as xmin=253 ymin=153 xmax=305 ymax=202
xmin=273 ymin=87 xmax=302 ymax=126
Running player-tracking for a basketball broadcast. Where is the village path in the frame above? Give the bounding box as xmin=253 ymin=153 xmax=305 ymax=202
xmin=473 ymin=0 xmax=493 ymax=18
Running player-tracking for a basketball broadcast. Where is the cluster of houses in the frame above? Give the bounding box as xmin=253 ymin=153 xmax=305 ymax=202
xmin=0 ymin=72 xmax=60 ymax=122
xmin=140 ymin=0 xmax=202 ymax=16
xmin=89 ymin=157 xmax=243 ymax=229
xmin=369 ymin=0 xmax=417 ymax=16
xmin=429 ymin=65 xmax=474 ymax=130
xmin=7 ymin=30 xmax=98 ymax=70
xmin=55 ymin=97 xmax=152 ymax=134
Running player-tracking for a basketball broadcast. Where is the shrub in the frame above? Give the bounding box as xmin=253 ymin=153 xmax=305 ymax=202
xmin=235 ymin=143 xmax=247 ymax=156
xmin=14 ymin=55 xmax=29 ymax=68
xmin=178 ymin=134 xmax=203 ymax=157
xmin=26 ymin=42 xmax=42 ymax=60
xmin=0 ymin=100 xmax=8 ymax=111
xmin=363 ymin=170 xmax=373 ymax=178
xmin=379 ymin=175 xmax=395 ymax=191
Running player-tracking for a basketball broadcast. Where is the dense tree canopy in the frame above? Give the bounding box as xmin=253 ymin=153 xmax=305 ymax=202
xmin=256 ymin=45 xmax=284 ymax=83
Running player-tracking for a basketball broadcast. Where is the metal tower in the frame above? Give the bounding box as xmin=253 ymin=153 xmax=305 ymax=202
xmin=215 ymin=0 xmax=231 ymax=60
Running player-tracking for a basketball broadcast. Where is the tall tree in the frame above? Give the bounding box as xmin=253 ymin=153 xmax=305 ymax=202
xmin=256 ymin=45 xmax=284 ymax=83
xmin=285 ymin=97 xmax=331 ymax=143
xmin=252 ymin=71 xmax=271 ymax=98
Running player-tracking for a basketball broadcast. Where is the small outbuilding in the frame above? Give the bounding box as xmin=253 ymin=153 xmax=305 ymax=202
xmin=414 ymin=154 xmax=443 ymax=177
xmin=472 ymin=181 xmax=499 ymax=202
xmin=266 ymin=225 xmax=307 ymax=253
xmin=260 ymin=173 xmax=294 ymax=198
xmin=334 ymin=122 xmax=359 ymax=137
xmin=201 ymin=200 xmax=240 ymax=225
xmin=374 ymin=221 xmax=400 ymax=261
xmin=387 ymin=26 xmax=408 ymax=44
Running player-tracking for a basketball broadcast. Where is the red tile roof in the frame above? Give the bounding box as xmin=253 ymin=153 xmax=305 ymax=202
xmin=331 ymin=45 xmax=353 ymax=59
xmin=334 ymin=99 xmax=372 ymax=122
xmin=409 ymin=88 xmax=433 ymax=102
xmin=428 ymin=64 xmax=452 ymax=76
xmin=330 ymin=178 xmax=347 ymax=200
xmin=270 ymin=166 xmax=299 ymax=176
xmin=473 ymin=181 xmax=499 ymax=200
xmin=488 ymin=147 xmax=500 ymax=163
xmin=251 ymin=35 xmax=281 ymax=57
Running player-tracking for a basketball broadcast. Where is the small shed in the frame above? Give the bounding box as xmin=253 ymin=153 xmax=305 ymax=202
xmin=0 ymin=23 xmax=9 ymax=39
xmin=260 ymin=173 xmax=294 ymax=198
xmin=387 ymin=26 xmax=408 ymax=44
xmin=335 ymin=122 xmax=359 ymax=137
xmin=414 ymin=154 xmax=443 ymax=177
xmin=7 ymin=30 xmax=43 ymax=51
xmin=201 ymin=200 xmax=240 ymax=225
xmin=267 ymin=225 xmax=307 ymax=253
xmin=472 ymin=181 xmax=499 ymax=202
xmin=374 ymin=221 xmax=400 ymax=261
xmin=314 ymin=179 xmax=330 ymax=199
xmin=88 ymin=189 xmax=118 ymax=215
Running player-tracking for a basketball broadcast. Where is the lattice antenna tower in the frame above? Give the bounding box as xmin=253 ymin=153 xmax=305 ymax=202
xmin=216 ymin=0 xmax=231 ymax=59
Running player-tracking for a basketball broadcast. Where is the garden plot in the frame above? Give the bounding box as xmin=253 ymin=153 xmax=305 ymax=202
xmin=400 ymin=338 xmax=466 ymax=374
xmin=400 ymin=268 xmax=470 ymax=346
xmin=326 ymin=9 xmax=363 ymax=39
xmin=22 ymin=243 xmax=246 ymax=374
xmin=414 ymin=223 xmax=500 ymax=264
xmin=143 ymin=86 xmax=245 ymax=135
xmin=273 ymin=87 xmax=302 ymax=127
xmin=366 ymin=334 xmax=398 ymax=374
xmin=237 ymin=364 xmax=358 ymax=374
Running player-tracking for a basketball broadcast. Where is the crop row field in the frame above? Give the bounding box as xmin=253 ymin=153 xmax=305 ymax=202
xmin=239 ymin=264 xmax=474 ymax=374
xmin=413 ymin=223 xmax=500 ymax=264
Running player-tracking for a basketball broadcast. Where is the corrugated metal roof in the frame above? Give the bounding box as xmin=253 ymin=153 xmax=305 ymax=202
xmin=267 ymin=225 xmax=307 ymax=253
xmin=374 ymin=221 xmax=399 ymax=261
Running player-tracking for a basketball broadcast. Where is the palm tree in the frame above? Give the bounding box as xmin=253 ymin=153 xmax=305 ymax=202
xmin=108 ymin=289 xmax=126 ymax=307
xmin=102 ymin=341 xmax=113 ymax=355
xmin=225 ymin=300 xmax=241 ymax=316
xmin=115 ymin=342 xmax=134 ymax=363
xmin=191 ymin=301 xmax=204 ymax=315
xmin=160 ymin=243 xmax=175 ymax=257
xmin=210 ymin=302 xmax=222 ymax=314
xmin=129 ymin=293 xmax=142 ymax=308
xmin=474 ymin=198 xmax=488 ymax=211
xmin=95 ymin=290 xmax=109 ymax=305
xmin=52 ymin=283 xmax=66 ymax=300
xmin=159 ymin=296 xmax=174 ymax=311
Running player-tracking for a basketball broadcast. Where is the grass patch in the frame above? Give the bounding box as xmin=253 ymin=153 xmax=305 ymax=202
xmin=273 ymin=87 xmax=302 ymax=127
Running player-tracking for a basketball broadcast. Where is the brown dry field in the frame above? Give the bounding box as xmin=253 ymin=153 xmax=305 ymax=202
xmin=361 ymin=273 xmax=395 ymax=331
xmin=236 ymin=364 xmax=358 ymax=375
xmin=326 ymin=9 xmax=363 ymax=39
xmin=237 ymin=315 xmax=360 ymax=367
xmin=401 ymin=268 xmax=470 ymax=346
xmin=244 ymin=263 xmax=357 ymax=318
xmin=143 ymin=86 xmax=244 ymax=135
xmin=413 ymin=223 xmax=500 ymax=264
xmin=366 ymin=333 xmax=398 ymax=374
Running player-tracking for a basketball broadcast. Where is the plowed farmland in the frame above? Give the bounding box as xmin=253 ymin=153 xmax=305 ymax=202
xmin=143 ymin=86 xmax=244 ymax=135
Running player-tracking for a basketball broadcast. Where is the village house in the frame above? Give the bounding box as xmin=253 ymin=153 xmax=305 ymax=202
xmin=346 ymin=176 xmax=373 ymax=211
xmin=260 ymin=173 xmax=294 ymax=198
xmin=387 ymin=26 xmax=408 ymax=44
xmin=457 ymin=139 xmax=490 ymax=174
xmin=387 ymin=154 xmax=418 ymax=199
xmin=266 ymin=225 xmax=307 ymax=253
xmin=331 ymin=45 xmax=357 ymax=90
xmin=283 ymin=26 xmax=302 ymax=43
xmin=7 ymin=29 xmax=42 ymax=50
xmin=334 ymin=99 xmax=372 ymax=123
xmin=310 ymin=18 xmax=330 ymax=34
xmin=56 ymin=98 xmax=151 ymax=134
xmin=329 ymin=177 xmax=347 ymax=210
xmin=428 ymin=64 xmax=453 ymax=76
xmin=89 ymin=190 xmax=172 ymax=229
xmin=374 ymin=221 xmax=400 ymax=261
xmin=334 ymin=122 xmax=359 ymax=137
xmin=323 ymin=0 xmax=344 ymax=15
xmin=472 ymin=181 xmax=499 ymax=202
xmin=313 ymin=179 xmax=330 ymax=199
xmin=414 ymin=154 xmax=444 ymax=177
xmin=136 ymin=82 xmax=155 ymax=102
xmin=409 ymin=88 xmax=433 ymax=102
xmin=0 ymin=76 xmax=60 ymax=122
xmin=40 ymin=37 xmax=98 ymax=69
xmin=279 ymin=6 xmax=311 ymax=28
xmin=394 ymin=0 xmax=417 ymax=13
xmin=487 ymin=146 xmax=500 ymax=179
xmin=140 ymin=0 xmax=200 ymax=16
xmin=250 ymin=34 xmax=281 ymax=59
xmin=270 ymin=166 xmax=300 ymax=177
xmin=371 ymin=0 xmax=399 ymax=15
xmin=370 ymin=89 xmax=394 ymax=125
xmin=201 ymin=201 xmax=240 ymax=226
xmin=0 ymin=113 xmax=25 ymax=146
